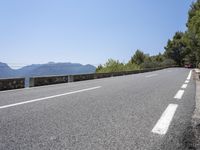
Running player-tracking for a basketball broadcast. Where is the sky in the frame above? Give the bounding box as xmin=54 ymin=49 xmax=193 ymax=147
xmin=0 ymin=0 xmax=194 ymax=68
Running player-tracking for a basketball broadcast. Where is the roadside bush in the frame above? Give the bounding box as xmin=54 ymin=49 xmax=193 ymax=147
xmin=141 ymin=61 xmax=161 ymax=69
xmin=161 ymin=59 xmax=176 ymax=67
xmin=96 ymin=52 xmax=177 ymax=73
xmin=124 ymin=62 xmax=140 ymax=71
xmin=96 ymin=59 xmax=124 ymax=73
xmin=96 ymin=59 xmax=140 ymax=73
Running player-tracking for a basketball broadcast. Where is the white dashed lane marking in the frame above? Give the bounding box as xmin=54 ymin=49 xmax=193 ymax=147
xmin=145 ymin=74 xmax=158 ymax=78
xmin=181 ymin=84 xmax=188 ymax=89
xmin=185 ymin=80 xmax=189 ymax=83
xmin=174 ymin=90 xmax=185 ymax=99
xmin=152 ymin=70 xmax=191 ymax=135
xmin=152 ymin=104 xmax=178 ymax=135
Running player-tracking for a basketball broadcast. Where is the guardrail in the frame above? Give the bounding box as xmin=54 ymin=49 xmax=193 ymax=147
xmin=0 ymin=66 xmax=177 ymax=90
xmin=29 ymin=67 xmax=169 ymax=87
xmin=29 ymin=75 xmax=69 ymax=87
xmin=0 ymin=78 xmax=25 ymax=91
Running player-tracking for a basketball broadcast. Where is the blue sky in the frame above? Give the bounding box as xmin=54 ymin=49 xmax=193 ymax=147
xmin=0 ymin=0 xmax=194 ymax=68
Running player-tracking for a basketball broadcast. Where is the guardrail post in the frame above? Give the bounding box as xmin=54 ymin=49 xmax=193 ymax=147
xmin=68 ymin=75 xmax=74 ymax=82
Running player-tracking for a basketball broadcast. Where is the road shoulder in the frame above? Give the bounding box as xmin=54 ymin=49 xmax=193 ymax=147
xmin=184 ymin=69 xmax=200 ymax=149
xmin=192 ymin=69 xmax=200 ymax=149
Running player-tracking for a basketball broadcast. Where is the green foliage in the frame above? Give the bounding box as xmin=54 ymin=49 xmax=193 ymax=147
xmin=187 ymin=1 xmax=200 ymax=66
xmin=141 ymin=61 xmax=160 ymax=69
xmin=104 ymin=59 xmax=124 ymax=72
xmin=96 ymin=59 xmax=140 ymax=73
xmin=124 ymin=62 xmax=141 ymax=71
xmin=162 ymin=0 xmax=200 ymax=67
xmin=96 ymin=51 xmax=175 ymax=73
xmin=96 ymin=64 xmax=103 ymax=72
xmin=141 ymin=57 xmax=175 ymax=69
xmin=96 ymin=0 xmax=200 ymax=73
xmin=131 ymin=49 xmax=146 ymax=65
xmin=163 ymin=0 xmax=200 ymax=67
xmin=151 ymin=53 xmax=164 ymax=62
xmin=164 ymin=32 xmax=187 ymax=66
xmin=161 ymin=59 xmax=176 ymax=67
xmin=187 ymin=0 xmax=200 ymax=27
xmin=96 ymin=59 xmax=124 ymax=73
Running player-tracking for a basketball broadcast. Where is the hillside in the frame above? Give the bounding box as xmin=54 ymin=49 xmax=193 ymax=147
xmin=0 ymin=62 xmax=96 ymax=78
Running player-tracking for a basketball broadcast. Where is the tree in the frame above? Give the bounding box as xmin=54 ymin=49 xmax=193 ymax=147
xmin=161 ymin=59 xmax=176 ymax=67
xmin=96 ymin=59 xmax=125 ymax=73
xmin=124 ymin=61 xmax=140 ymax=71
xmin=155 ymin=53 xmax=164 ymax=62
xmin=131 ymin=50 xmax=146 ymax=65
xmin=162 ymin=0 xmax=200 ymax=67
xmin=150 ymin=53 xmax=164 ymax=62
xmin=187 ymin=0 xmax=200 ymax=66
xmin=164 ymin=32 xmax=187 ymax=66
xmin=96 ymin=58 xmax=140 ymax=73
xmin=187 ymin=0 xmax=200 ymax=27
xmin=96 ymin=64 xmax=103 ymax=72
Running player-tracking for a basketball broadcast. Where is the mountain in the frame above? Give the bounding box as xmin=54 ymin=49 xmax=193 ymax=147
xmin=0 ymin=62 xmax=16 ymax=78
xmin=0 ymin=62 xmax=96 ymax=78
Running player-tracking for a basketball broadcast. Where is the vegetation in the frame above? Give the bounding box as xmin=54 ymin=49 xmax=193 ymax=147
xmin=96 ymin=59 xmax=140 ymax=73
xmin=96 ymin=51 xmax=175 ymax=73
xmin=164 ymin=0 xmax=200 ymax=67
xmin=96 ymin=0 xmax=200 ymax=73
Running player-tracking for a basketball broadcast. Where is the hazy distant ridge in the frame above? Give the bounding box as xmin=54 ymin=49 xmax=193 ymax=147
xmin=0 ymin=62 xmax=96 ymax=78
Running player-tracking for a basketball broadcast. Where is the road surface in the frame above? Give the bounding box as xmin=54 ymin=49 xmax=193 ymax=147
xmin=0 ymin=68 xmax=195 ymax=150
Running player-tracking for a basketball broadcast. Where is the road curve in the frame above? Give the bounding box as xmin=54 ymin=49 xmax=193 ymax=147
xmin=0 ymin=68 xmax=195 ymax=150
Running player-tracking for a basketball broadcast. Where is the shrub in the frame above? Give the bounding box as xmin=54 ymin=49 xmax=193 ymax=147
xmin=96 ymin=59 xmax=140 ymax=73
xmin=124 ymin=62 xmax=141 ymax=71
xmin=161 ymin=59 xmax=176 ymax=67
xmin=141 ymin=61 xmax=161 ymax=69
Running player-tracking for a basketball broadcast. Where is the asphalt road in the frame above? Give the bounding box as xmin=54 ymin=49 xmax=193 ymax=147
xmin=0 ymin=68 xmax=195 ymax=150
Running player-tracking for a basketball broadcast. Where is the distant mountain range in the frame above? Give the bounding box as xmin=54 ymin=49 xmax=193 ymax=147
xmin=0 ymin=62 xmax=96 ymax=78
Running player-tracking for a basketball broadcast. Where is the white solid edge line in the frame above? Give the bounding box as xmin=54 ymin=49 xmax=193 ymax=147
xmin=0 ymin=86 xmax=101 ymax=110
xmin=152 ymin=104 xmax=178 ymax=135
xmin=187 ymin=70 xmax=192 ymax=80
xmin=181 ymin=84 xmax=188 ymax=89
xmin=174 ymin=90 xmax=185 ymax=99
xmin=146 ymin=74 xmax=158 ymax=78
